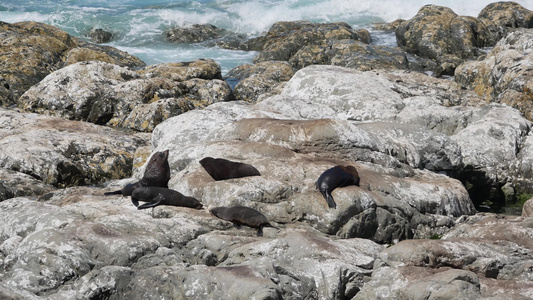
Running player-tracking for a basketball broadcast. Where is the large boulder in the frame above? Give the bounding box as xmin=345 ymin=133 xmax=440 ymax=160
xmin=0 ymin=21 xmax=144 ymax=107
xmin=356 ymin=213 xmax=533 ymax=299
xmin=225 ymin=61 xmax=294 ymax=103
xmin=0 ymin=108 xmax=148 ymax=188
xmin=166 ymin=24 xmax=228 ymax=43
xmin=455 ymin=28 xmax=533 ymax=120
xmin=478 ymin=1 xmax=533 ymax=45
xmin=395 ymin=5 xmax=490 ymax=76
xmin=19 ymin=59 xmax=232 ymax=132
xmin=253 ymin=21 xmax=370 ymax=65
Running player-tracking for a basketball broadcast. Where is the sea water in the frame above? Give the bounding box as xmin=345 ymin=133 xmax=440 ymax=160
xmin=1 ymin=0 xmax=532 ymax=74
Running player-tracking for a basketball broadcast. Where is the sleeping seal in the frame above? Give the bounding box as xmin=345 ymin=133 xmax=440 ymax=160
xmin=105 ymin=149 xmax=171 ymax=196
xmin=210 ymin=206 xmax=275 ymax=237
xmin=315 ymin=165 xmax=360 ymax=209
xmin=131 ymin=186 xmax=203 ymax=210
xmin=199 ymin=157 xmax=260 ymax=181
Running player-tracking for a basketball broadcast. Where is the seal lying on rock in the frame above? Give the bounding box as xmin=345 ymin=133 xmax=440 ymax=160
xmin=105 ymin=149 xmax=171 ymax=196
xmin=199 ymin=157 xmax=260 ymax=181
xmin=210 ymin=206 xmax=275 ymax=237
xmin=315 ymin=165 xmax=360 ymax=209
xmin=131 ymin=186 xmax=203 ymax=210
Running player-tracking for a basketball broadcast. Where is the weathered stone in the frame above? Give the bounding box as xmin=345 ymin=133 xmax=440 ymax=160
xmin=0 ymin=108 xmax=148 ymax=188
xmin=372 ymin=19 xmax=406 ymax=31
xmin=166 ymin=24 xmax=228 ymax=43
xmin=138 ymin=58 xmax=222 ymax=81
xmin=253 ymin=21 xmax=370 ymax=65
xmin=395 ymin=5 xmax=489 ymax=76
xmin=226 ymin=61 xmax=294 ymax=102
xmin=88 ymin=28 xmax=113 ymax=43
xmin=356 ymin=213 xmax=533 ymax=298
xmin=478 ymin=1 xmax=533 ymax=45
xmin=18 ymin=60 xmax=231 ymax=131
xmin=0 ymin=168 xmax=55 ymax=201
xmin=355 ymin=267 xmax=481 ymax=299
xmin=0 ymin=21 xmax=145 ymax=107
xmin=327 ymin=40 xmax=408 ymax=71
xmin=522 ymin=198 xmax=533 ymax=217
xmin=455 ymin=28 xmax=533 ymax=120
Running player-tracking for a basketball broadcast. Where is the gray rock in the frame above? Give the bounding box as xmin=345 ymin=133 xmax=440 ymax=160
xmin=522 ymin=198 xmax=533 ymax=217
xmin=88 ymin=28 xmax=113 ymax=43
xmin=166 ymin=24 xmax=228 ymax=43
xmin=455 ymin=28 xmax=533 ymax=121
xmin=226 ymin=61 xmax=294 ymax=103
xmin=395 ymin=5 xmax=489 ymax=76
xmin=253 ymin=21 xmax=370 ymax=66
xmin=0 ymin=21 xmax=145 ymax=107
xmin=0 ymin=168 xmax=55 ymax=201
xmin=0 ymin=108 xmax=148 ymax=188
xmin=19 ymin=60 xmax=232 ymax=131
xmin=478 ymin=1 xmax=533 ymax=45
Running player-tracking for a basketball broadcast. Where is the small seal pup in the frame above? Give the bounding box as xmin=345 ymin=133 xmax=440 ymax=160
xmin=210 ymin=206 xmax=275 ymax=237
xmin=131 ymin=186 xmax=203 ymax=210
xmin=315 ymin=165 xmax=360 ymax=209
xmin=199 ymin=157 xmax=260 ymax=181
xmin=105 ymin=149 xmax=171 ymax=196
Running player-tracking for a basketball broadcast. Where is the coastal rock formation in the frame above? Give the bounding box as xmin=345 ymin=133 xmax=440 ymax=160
xmin=19 ymin=59 xmax=232 ymax=131
xmin=0 ymin=21 xmax=144 ymax=107
xmin=253 ymin=21 xmax=370 ymax=65
xmin=395 ymin=5 xmax=489 ymax=76
xmin=2 ymin=63 xmax=533 ymax=299
xmin=225 ymin=61 xmax=294 ymax=102
xmin=455 ymin=28 xmax=533 ymax=120
xmin=0 ymin=108 xmax=148 ymax=188
xmin=478 ymin=1 xmax=533 ymax=45
xmin=357 ymin=213 xmax=533 ymax=298
xmin=2 ymin=5 xmax=533 ymax=298
xmin=395 ymin=2 xmax=533 ymax=76
xmin=166 ymin=24 xmax=228 ymax=43
xmin=88 ymin=28 xmax=113 ymax=43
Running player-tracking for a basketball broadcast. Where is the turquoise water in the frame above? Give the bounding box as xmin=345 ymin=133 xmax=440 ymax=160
xmin=1 ymin=0 xmax=532 ymax=74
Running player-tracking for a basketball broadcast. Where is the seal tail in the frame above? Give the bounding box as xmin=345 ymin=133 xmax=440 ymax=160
xmin=321 ymin=190 xmax=337 ymax=209
xmin=104 ymin=190 xmax=122 ymax=196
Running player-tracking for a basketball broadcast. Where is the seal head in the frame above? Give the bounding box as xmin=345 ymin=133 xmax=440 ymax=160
xmin=315 ymin=165 xmax=360 ymax=209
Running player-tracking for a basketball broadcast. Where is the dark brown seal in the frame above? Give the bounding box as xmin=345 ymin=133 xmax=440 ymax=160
xmin=105 ymin=149 xmax=171 ymax=196
xmin=199 ymin=157 xmax=261 ymax=181
xmin=210 ymin=206 xmax=275 ymax=237
xmin=131 ymin=186 xmax=203 ymax=210
xmin=315 ymin=165 xmax=360 ymax=209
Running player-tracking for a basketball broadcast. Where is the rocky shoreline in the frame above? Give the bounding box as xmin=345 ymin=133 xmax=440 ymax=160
xmin=1 ymin=2 xmax=533 ymax=299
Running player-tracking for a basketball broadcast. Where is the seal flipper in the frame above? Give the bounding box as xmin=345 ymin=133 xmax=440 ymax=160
xmin=232 ymin=221 xmax=242 ymax=229
xmin=321 ymin=189 xmax=337 ymax=209
xmin=104 ymin=190 xmax=123 ymax=196
xmin=257 ymin=226 xmax=264 ymax=237
xmin=131 ymin=198 xmax=140 ymax=207
xmin=137 ymin=194 xmax=164 ymax=210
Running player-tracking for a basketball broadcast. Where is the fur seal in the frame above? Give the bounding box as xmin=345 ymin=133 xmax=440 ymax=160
xmin=131 ymin=186 xmax=203 ymax=210
xmin=315 ymin=165 xmax=360 ymax=209
xmin=199 ymin=157 xmax=260 ymax=181
xmin=105 ymin=149 xmax=171 ymax=196
xmin=210 ymin=206 xmax=275 ymax=237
